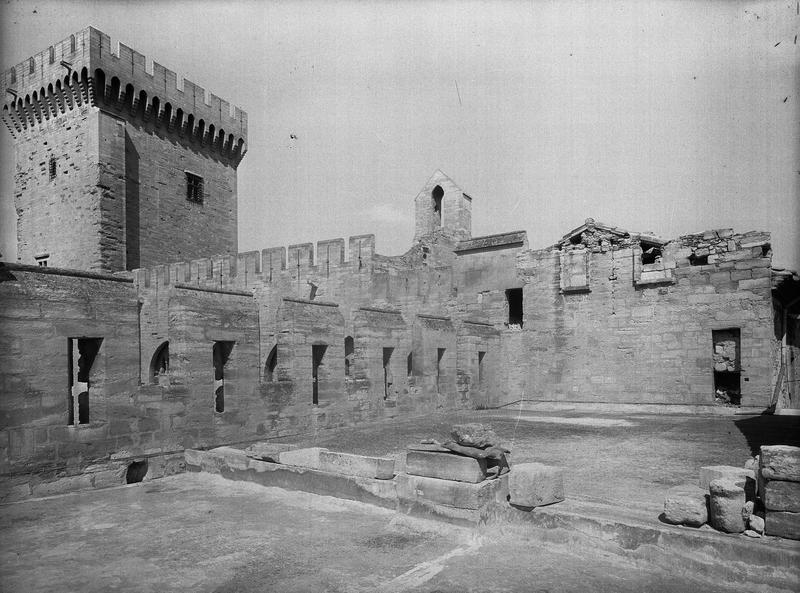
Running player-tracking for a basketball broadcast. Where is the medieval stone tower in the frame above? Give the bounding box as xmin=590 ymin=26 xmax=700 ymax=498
xmin=1 ymin=27 xmax=247 ymax=272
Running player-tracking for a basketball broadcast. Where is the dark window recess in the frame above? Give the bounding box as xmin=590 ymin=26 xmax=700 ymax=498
xmin=432 ymin=185 xmax=443 ymax=226
xmin=213 ymin=341 xmax=234 ymax=413
xmin=265 ymin=345 xmax=277 ymax=382
xmin=640 ymin=243 xmax=662 ymax=265
xmin=312 ymin=344 xmax=327 ymax=405
xmin=70 ymin=34 xmax=76 ymax=53
xmin=689 ymin=253 xmax=708 ymax=266
xmin=569 ymin=234 xmax=583 ymax=245
xmin=407 ymin=352 xmax=413 ymax=377
xmin=506 ymin=288 xmax=523 ymax=327
xmin=68 ymin=337 xmax=102 ymax=426
xmin=35 ymin=256 xmax=48 ymax=267
xmin=49 ymin=157 xmax=57 ymax=180
xmin=49 ymin=46 xmax=55 ymax=64
xmin=150 ymin=341 xmax=169 ymax=383
xmin=344 ymin=336 xmax=354 ymax=377
xmin=478 ymin=351 xmax=486 ymax=386
xmin=383 ymin=347 xmax=394 ymax=400
xmin=29 ymin=57 xmax=34 ymax=74
xmin=10 ymin=68 xmax=16 ymax=84
xmin=186 ymin=172 xmax=204 ymax=203
xmin=436 ymin=348 xmax=445 ymax=391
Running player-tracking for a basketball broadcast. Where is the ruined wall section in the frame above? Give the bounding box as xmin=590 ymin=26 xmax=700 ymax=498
xmin=519 ymin=229 xmax=775 ymax=408
xmin=0 ymin=266 xmax=140 ymax=498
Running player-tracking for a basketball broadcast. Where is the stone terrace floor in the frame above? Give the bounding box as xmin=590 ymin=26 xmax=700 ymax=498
xmin=278 ymin=408 xmax=800 ymax=512
xmin=0 ymin=473 xmax=762 ymax=593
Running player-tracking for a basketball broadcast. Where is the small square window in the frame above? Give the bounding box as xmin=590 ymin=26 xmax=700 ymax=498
xmin=35 ymin=254 xmax=49 ymax=267
xmin=186 ymin=172 xmax=203 ymax=204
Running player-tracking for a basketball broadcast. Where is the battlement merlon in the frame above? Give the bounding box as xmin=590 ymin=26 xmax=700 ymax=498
xmin=2 ymin=27 xmax=247 ymax=142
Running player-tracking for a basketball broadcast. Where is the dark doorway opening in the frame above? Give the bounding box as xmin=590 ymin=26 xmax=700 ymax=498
xmin=213 ymin=341 xmax=235 ymax=413
xmin=437 ymin=348 xmax=445 ymax=392
xmin=150 ymin=341 xmax=169 ymax=384
xmin=68 ymin=337 xmax=102 ymax=426
xmin=478 ymin=351 xmax=486 ymax=387
xmin=712 ymin=328 xmax=741 ymax=405
xmin=506 ymin=288 xmax=523 ymax=327
xmin=312 ymin=344 xmax=327 ymax=405
xmin=344 ymin=336 xmax=354 ymax=377
xmin=126 ymin=460 xmax=148 ymax=484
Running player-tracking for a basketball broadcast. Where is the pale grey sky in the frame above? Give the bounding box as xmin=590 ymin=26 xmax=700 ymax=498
xmin=1 ymin=0 xmax=798 ymax=269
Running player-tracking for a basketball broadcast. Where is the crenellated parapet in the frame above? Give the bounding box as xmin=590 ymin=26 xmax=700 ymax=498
xmin=2 ymin=27 xmax=247 ymax=163
xmin=132 ymin=235 xmax=377 ymax=293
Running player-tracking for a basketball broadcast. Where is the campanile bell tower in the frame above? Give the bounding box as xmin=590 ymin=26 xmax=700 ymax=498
xmin=413 ymin=169 xmax=472 ymax=243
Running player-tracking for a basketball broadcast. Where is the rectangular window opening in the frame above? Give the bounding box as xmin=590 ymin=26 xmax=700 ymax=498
xmin=35 ymin=254 xmax=49 ymax=267
xmin=312 ymin=344 xmax=328 ymax=405
xmin=186 ymin=171 xmax=204 ymax=204
xmin=49 ymin=157 xmax=57 ymax=180
xmin=67 ymin=337 xmax=102 ymax=426
xmin=478 ymin=350 xmax=486 ymax=387
xmin=383 ymin=347 xmax=394 ymax=400
xmin=640 ymin=242 xmax=662 ymax=265
xmin=436 ymin=348 xmax=445 ymax=391
xmin=407 ymin=352 xmax=413 ymax=377
xmin=213 ymin=341 xmax=234 ymax=413
xmin=712 ymin=328 xmax=741 ymax=406
xmin=506 ymin=288 xmax=523 ymax=327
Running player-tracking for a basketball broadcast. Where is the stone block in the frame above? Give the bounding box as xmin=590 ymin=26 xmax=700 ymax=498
xmin=699 ymin=465 xmax=754 ymax=494
xmin=243 ymin=442 xmax=297 ymax=462
xmin=508 ymin=462 xmax=565 ymax=508
xmin=663 ymin=484 xmax=708 ymax=527
xmin=396 ymin=473 xmax=502 ymax=510
xmin=749 ymin=514 xmax=765 ymax=534
xmin=277 ymin=447 xmax=327 ymax=470
xmin=763 ymin=480 xmax=800 ymax=512
xmin=708 ymin=478 xmax=746 ymax=533
xmin=760 ymin=446 xmax=800 ymax=482
xmin=764 ymin=511 xmax=800 ymax=540
xmin=405 ymin=450 xmax=487 ymax=483
xmin=318 ymin=451 xmax=395 ymax=480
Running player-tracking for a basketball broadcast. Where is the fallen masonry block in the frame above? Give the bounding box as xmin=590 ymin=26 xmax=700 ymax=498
xmin=709 ymin=478 xmax=746 ymax=533
xmin=760 ymin=446 xmax=800 ymax=482
xmin=396 ymin=473 xmax=504 ymax=510
xmin=184 ymin=447 xmax=250 ymax=473
xmin=699 ymin=465 xmax=755 ymax=493
xmin=243 ymin=442 xmax=297 ymax=462
xmin=276 ymin=447 xmax=328 ymax=470
xmin=508 ymin=462 xmax=565 ymax=508
xmin=764 ymin=511 xmax=800 ymax=540
xmin=405 ymin=450 xmax=487 ymax=483
xmin=749 ymin=514 xmax=765 ymax=534
xmin=318 ymin=451 xmax=395 ymax=480
xmin=763 ymin=480 xmax=800 ymax=512
xmin=663 ymin=484 xmax=708 ymax=527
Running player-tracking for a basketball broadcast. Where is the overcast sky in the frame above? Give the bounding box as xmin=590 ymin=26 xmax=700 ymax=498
xmin=1 ymin=0 xmax=797 ymax=269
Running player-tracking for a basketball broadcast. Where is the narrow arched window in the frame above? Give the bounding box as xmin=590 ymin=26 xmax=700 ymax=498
xmin=265 ymin=345 xmax=277 ymax=382
xmin=70 ymin=34 xmax=76 ymax=54
xmin=432 ymin=185 xmax=444 ymax=226
xmin=49 ymin=46 xmax=55 ymax=64
xmin=9 ymin=68 xmax=16 ymax=84
xmin=29 ymin=57 xmax=35 ymax=74
xmin=150 ymin=341 xmax=169 ymax=382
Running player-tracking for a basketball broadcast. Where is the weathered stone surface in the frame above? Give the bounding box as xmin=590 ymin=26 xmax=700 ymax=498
xmin=764 ymin=511 xmax=800 ymax=540
xmin=508 ymin=462 xmax=565 ymax=508
xmin=699 ymin=465 xmax=754 ymax=492
xmin=450 ymin=423 xmax=499 ymax=448
xmin=743 ymin=456 xmax=758 ymax=472
xmin=663 ymin=485 xmax=708 ymax=527
xmin=709 ymin=478 xmax=746 ymax=533
xmin=748 ymin=514 xmax=765 ymax=534
xmin=742 ymin=529 xmax=761 ymax=538
xmin=396 ymin=473 xmax=502 ymax=509
xmin=243 ymin=442 xmax=297 ymax=462
xmin=763 ymin=480 xmax=800 ymax=512
xmin=760 ymin=446 xmax=800 ymax=482
xmin=277 ymin=447 xmax=327 ymax=470
xmin=742 ymin=500 xmax=754 ymax=522
xmin=318 ymin=451 xmax=395 ymax=480
xmin=405 ymin=450 xmax=487 ymax=483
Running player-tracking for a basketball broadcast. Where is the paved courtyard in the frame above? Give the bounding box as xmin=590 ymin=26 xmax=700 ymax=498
xmin=1 ymin=409 xmax=798 ymax=592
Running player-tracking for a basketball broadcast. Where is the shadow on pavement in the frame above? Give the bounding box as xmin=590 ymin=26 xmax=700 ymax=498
xmin=733 ymin=414 xmax=800 ymax=456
